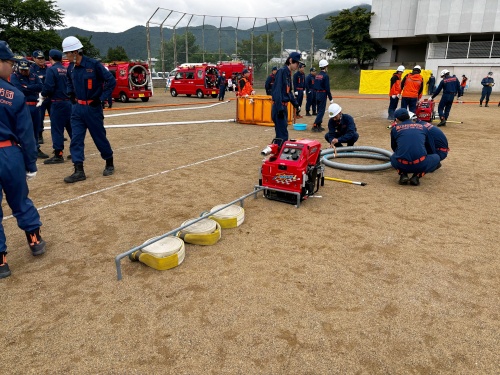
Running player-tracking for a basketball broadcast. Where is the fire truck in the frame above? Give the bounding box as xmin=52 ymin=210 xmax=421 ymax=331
xmin=105 ymin=61 xmax=153 ymax=103
xmin=169 ymin=63 xmax=219 ymax=98
xmin=216 ymin=61 xmax=253 ymax=87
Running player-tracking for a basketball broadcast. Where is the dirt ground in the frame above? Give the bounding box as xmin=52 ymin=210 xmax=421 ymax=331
xmin=2 ymin=88 xmax=499 ymax=374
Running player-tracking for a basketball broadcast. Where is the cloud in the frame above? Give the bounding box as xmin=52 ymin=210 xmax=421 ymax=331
xmin=56 ymin=0 xmax=371 ymax=33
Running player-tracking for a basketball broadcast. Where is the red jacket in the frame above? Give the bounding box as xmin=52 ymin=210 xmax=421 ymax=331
xmin=389 ymin=72 xmax=402 ymax=96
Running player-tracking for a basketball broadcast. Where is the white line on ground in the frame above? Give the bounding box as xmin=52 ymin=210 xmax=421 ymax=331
xmin=5 ymin=146 xmax=257 ymax=220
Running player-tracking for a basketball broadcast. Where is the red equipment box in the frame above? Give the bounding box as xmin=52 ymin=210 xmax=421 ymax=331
xmin=415 ymin=99 xmax=436 ymax=122
xmin=258 ymin=139 xmax=324 ymax=207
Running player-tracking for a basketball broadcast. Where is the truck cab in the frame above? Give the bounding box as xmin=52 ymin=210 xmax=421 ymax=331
xmin=169 ymin=63 xmax=219 ymax=98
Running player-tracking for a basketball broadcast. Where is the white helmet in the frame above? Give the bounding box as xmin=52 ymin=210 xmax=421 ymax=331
xmin=397 ymin=65 xmax=405 ymax=72
xmin=328 ymin=103 xmax=342 ymax=117
xmin=413 ymin=65 xmax=422 ymax=71
xmin=319 ymin=59 xmax=328 ymax=68
xmin=440 ymin=69 xmax=450 ymax=77
xmin=62 ymin=36 xmax=83 ymax=52
xmin=408 ymin=111 xmax=417 ymax=121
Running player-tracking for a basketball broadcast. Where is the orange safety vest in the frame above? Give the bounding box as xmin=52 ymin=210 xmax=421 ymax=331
xmin=401 ymin=73 xmax=423 ymax=99
xmin=238 ymin=77 xmax=253 ymax=96
xmin=389 ymin=73 xmax=402 ymax=96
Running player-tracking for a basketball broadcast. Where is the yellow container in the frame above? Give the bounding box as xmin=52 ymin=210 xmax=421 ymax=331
xmin=236 ymin=95 xmax=294 ymax=126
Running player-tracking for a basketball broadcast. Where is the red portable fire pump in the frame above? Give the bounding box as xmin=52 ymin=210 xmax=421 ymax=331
xmin=415 ymin=99 xmax=436 ymax=122
xmin=257 ymin=139 xmax=324 ymax=207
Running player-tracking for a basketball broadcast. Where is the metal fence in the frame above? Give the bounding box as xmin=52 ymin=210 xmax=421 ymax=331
xmin=146 ymin=8 xmax=314 ymax=75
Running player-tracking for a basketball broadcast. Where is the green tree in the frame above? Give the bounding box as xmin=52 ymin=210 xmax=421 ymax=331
xmin=157 ymin=32 xmax=200 ymax=71
xmin=325 ymin=7 xmax=387 ymax=69
xmin=75 ymin=34 xmax=101 ymax=59
xmin=237 ymin=33 xmax=280 ymax=71
xmin=0 ymin=0 xmax=64 ymax=54
xmin=105 ymin=46 xmax=129 ymax=62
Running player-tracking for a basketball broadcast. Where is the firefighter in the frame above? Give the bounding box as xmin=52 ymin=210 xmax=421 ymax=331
xmin=293 ymin=62 xmax=306 ymax=118
xmin=458 ymin=74 xmax=468 ymax=102
xmin=9 ymin=59 xmax=49 ymax=159
xmin=305 ymin=67 xmax=317 ymax=116
xmin=390 ymin=108 xmax=441 ymax=186
xmin=409 ymin=112 xmax=449 ymax=162
xmin=400 ymin=65 xmax=424 ymax=113
xmin=0 ymin=40 xmax=46 ymax=279
xmin=62 ymin=36 xmax=116 ymax=183
xmin=324 ymin=103 xmax=359 ymax=148
xmin=31 ymin=50 xmax=50 ymax=145
xmin=217 ymin=72 xmax=226 ymax=101
xmin=427 ymin=73 xmax=436 ymax=95
xmin=271 ymin=51 xmax=300 ymax=142
xmin=479 ymin=72 xmax=494 ymax=107
xmin=39 ymin=49 xmax=73 ymax=164
xmin=430 ymin=69 xmax=460 ymax=127
xmin=312 ymin=59 xmax=332 ymax=132
xmin=388 ymin=65 xmax=405 ymax=120
xmin=238 ymin=69 xmax=254 ymax=96
xmin=265 ymin=67 xmax=277 ymax=95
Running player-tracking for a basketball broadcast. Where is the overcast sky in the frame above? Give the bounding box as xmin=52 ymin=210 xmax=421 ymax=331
xmin=55 ymin=0 xmax=371 ymax=33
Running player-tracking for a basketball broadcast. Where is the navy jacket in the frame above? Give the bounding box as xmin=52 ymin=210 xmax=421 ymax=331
xmin=432 ymin=75 xmax=460 ymax=98
xmin=390 ymin=120 xmax=436 ymax=161
xmin=67 ymin=55 xmax=116 ymax=101
xmin=9 ymin=71 xmax=42 ymax=102
xmin=41 ymin=62 xmax=70 ymax=100
xmin=272 ymin=65 xmax=298 ymax=111
xmin=313 ymin=71 xmax=332 ymax=101
xmin=325 ymin=114 xmax=359 ymax=144
xmin=265 ymin=73 xmax=275 ymax=95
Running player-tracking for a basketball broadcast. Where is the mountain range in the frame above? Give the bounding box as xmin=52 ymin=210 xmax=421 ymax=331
xmin=56 ymin=5 xmax=370 ymax=61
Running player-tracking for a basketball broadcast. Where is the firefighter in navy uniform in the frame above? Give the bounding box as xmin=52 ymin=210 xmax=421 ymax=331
xmin=479 ymin=72 xmax=494 ymax=107
xmin=10 ymin=59 xmax=49 ymax=159
xmin=305 ymin=67 xmax=317 ymax=116
xmin=40 ymin=49 xmax=73 ymax=164
xmin=271 ymin=51 xmax=300 ymax=142
xmin=409 ymin=112 xmax=449 ymax=162
xmin=265 ymin=67 xmax=277 ymax=95
xmin=31 ymin=50 xmax=50 ymax=145
xmin=0 ymin=41 xmax=46 ymax=279
xmin=62 ymin=36 xmax=116 ymax=183
xmin=293 ymin=62 xmax=306 ymax=119
xmin=324 ymin=103 xmax=359 ymax=147
xmin=217 ymin=72 xmax=226 ymax=101
xmin=390 ymin=108 xmax=441 ymax=186
xmin=312 ymin=59 xmax=332 ymax=132
xmin=431 ymin=69 xmax=461 ymax=127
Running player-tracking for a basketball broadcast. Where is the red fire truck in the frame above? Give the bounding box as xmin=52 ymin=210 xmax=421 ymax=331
xmin=105 ymin=62 xmax=153 ymax=103
xmin=169 ymin=63 xmax=219 ymax=98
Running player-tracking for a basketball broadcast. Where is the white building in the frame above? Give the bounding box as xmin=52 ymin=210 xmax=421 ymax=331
xmin=369 ymin=0 xmax=500 ymax=91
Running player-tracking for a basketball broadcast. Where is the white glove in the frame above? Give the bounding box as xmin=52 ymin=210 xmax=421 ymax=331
xmin=429 ymin=96 xmax=433 ymax=101
xmin=251 ymin=90 xmax=255 ymax=95
xmin=26 ymin=171 xmax=37 ymax=180
xmin=391 ymin=95 xmax=397 ymax=99
xmin=294 ymin=91 xmax=298 ymax=96
xmin=36 ymin=93 xmax=45 ymax=107
xmin=330 ymin=100 xmax=334 ymax=104
xmin=397 ymin=94 xmax=401 ymax=99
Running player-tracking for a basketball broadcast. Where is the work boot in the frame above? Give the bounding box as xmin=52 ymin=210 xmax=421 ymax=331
xmin=64 ymin=163 xmax=86 ymax=183
xmin=103 ymin=158 xmax=114 ymax=176
xmin=67 ymin=154 xmax=72 ymax=160
xmin=305 ymin=112 xmax=311 ymax=116
xmin=479 ymin=102 xmax=482 ymax=107
xmin=312 ymin=112 xmax=317 ymax=115
xmin=437 ymin=117 xmax=446 ymax=127
xmin=430 ymin=162 xmax=442 ymax=173
xmin=485 ymin=101 xmax=489 ymax=107
xmin=399 ymin=173 xmax=409 ymax=185
xmin=37 ymin=148 xmax=49 ymax=159
xmin=0 ymin=252 xmax=11 ymax=279
xmin=38 ymin=134 xmax=44 ymax=144
xmin=410 ymin=174 xmax=420 ymax=186
xmin=318 ymin=124 xmax=325 ymax=132
xmin=311 ymin=125 xmax=319 ymax=133
xmin=44 ymin=150 xmax=64 ymax=164
xmin=25 ymin=228 xmax=46 ymax=256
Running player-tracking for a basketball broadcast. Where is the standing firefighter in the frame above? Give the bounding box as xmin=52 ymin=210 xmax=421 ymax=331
xmin=0 ymin=41 xmax=46 ymax=279
xmin=400 ymin=65 xmax=424 ymax=113
xmin=293 ymin=62 xmax=306 ymax=119
xmin=431 ymin=69 xmax=460 ymax=127
xmin=312 ymin=59 xmax=332 ymax=132
xmin=62 ymin=36 xmax=116 ymax=183
xmin=388 ymin=65 xmax=405 ymax=120
xmin=479 ymin=72 xmax=494 ymax=107
xmin=305 ymin=67 xmax=317 ymax=116
xmin=271 ymin=51 xmax=300 ymax=142
xmin=265 ymin=67 xmax=277 ymax=95
xmin=31 ymin=50 xmax=50 ymax=145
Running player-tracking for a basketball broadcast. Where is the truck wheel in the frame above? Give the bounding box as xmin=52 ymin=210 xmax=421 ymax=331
xmin=196 ymin=90 xmax=204 ymax=99
xmin=140 ymin=97 xmax=149 ymax=102
xmin=120 ymin=93 xmax=129 ymax=103
xmin=170 ymin=88 xmax=178 ymax=97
